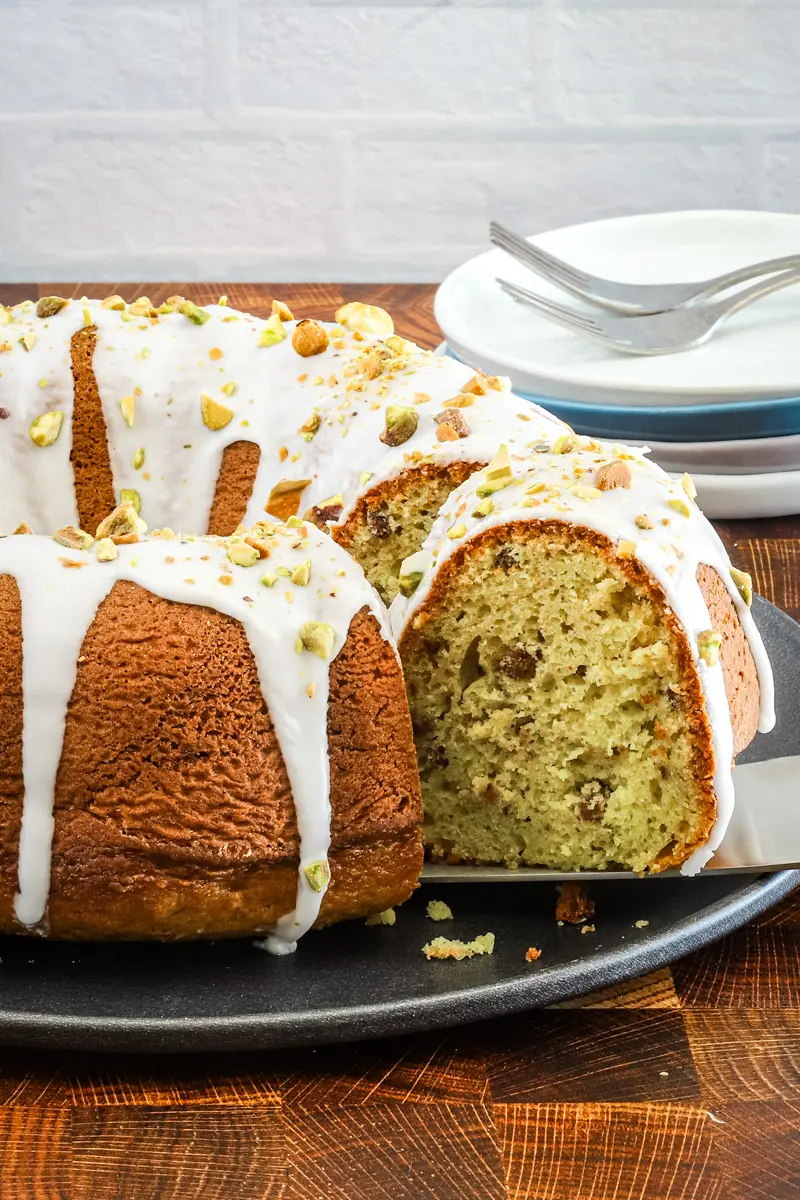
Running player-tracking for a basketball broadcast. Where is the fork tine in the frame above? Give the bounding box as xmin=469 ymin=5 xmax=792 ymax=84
xmin=490 ymin=222 xmax=591 ymax=290
xmin=497 ymin=278 xmax=601 ymax=333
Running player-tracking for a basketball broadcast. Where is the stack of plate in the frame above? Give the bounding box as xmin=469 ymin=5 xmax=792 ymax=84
xmin=435 ymin=210 xmax=800 ymax=518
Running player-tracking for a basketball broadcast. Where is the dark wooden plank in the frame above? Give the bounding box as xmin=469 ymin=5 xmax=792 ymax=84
xmin=283 ymin=1101 xmax=506 ymax=1200
xmin=0 ymin=1106 xmax=286 ymax=1200
xmin=685 ymin=1011 xmax=800 ymax=1103
xmin=495 ymin=1102 xmax=718 ymax=1200
xmin=551 ymin=966 xmax=680 ymax=1010
xmin=482 ymin=1011 xmax=699 ymax=1104
xmin=673 ymin=924 xmax=800 ymax=1008
xmin=0 ymin=1032 xmax=487 ymax=1110
xmin=711 ymin=1099 xmax=800 ymax=1200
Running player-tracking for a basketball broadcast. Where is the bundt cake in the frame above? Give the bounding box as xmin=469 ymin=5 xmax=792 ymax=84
xmin=0 ymin=294 xmax=563 ymax=604
xmin=0 ymin=293 xmax=776 ymax=947
xmin=390 ymin=439 xmax=774 ymax=875
xmin=0 ymin=516 xmax=421 ymax=945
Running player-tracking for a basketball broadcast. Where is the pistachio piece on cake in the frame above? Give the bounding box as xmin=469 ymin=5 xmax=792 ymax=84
xmin=201 ymin=392 xmax=234 ymax=431
xmin=53 ymin=526 xmax=94 ymax=551
xmin=179 ymin=300 xmax=211 ymax=325
xmin=258 ymin=313 xmax=286 ymax=347
xmin=29 ymin=411 xmax=64 ymax=447
xmin=335 ymin=302 xmax=394 ymax=336
xmin=398 ymin=550 xmax=432 ymax=598
xmin=698 ymin=629 xmax=723 ymax=668
xmin=476 ymin=444 xmax=513 ymax=496
xmin=380 ymin=405 xmax=419 ymax=447
xmin=36 ymin=296 xmax=69 ymax=319
xmin=299 ymin=621 xmax=336 ymax=659
xmin=730 ymin=567 xmax=753 ymax=607
xmin=304 ymin=860 xmax=331 ymax=892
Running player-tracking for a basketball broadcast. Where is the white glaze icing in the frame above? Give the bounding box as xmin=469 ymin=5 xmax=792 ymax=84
xmin=0 ymin=298 xmax=564 ymax=539
xmin=390 ymin=437 xmax=776 ymax=875
xmin=0 ymin=524 xmax=390 ymax=949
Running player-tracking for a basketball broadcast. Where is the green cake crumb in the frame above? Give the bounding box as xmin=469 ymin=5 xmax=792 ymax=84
xmin=365 ymin=908 xmax=396 ymax=927
xmin=426 ymin=899 xmax=454 ymax=922
xmin=422 ymin=932 xmax=495 ymax=961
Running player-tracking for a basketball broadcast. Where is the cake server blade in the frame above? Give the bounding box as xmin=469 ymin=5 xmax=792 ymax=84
xmin=421 ymin=755 xmax=800 ymax=882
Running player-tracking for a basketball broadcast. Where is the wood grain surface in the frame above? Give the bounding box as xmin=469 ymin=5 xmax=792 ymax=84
xmin=0 ymin=282 xmax=798 ymax=1200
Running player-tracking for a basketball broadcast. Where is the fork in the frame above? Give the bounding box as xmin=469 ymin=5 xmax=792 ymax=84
xmin=496 ymin=269 xmax=800 ymax=355
xmin=490 ymin=221 xmax=800 ymax=316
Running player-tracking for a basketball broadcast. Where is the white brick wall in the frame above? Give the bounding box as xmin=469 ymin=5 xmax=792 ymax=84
xmin=0 ymin=0 xmax=799 ymax=282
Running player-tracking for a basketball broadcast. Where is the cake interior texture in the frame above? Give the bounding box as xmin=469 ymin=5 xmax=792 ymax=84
xmin=401 ymin=523 xmax=718 ymax=874
xmin=329 ymin=462 xmax=480 ymax=605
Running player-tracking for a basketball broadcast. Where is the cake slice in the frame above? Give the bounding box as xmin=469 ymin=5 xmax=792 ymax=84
xmin=391 ymin=438 xmax=774 ymax=875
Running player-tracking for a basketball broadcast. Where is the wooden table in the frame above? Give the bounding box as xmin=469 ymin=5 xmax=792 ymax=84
xmin=1 ymin=283 xmax=798 ymax=1200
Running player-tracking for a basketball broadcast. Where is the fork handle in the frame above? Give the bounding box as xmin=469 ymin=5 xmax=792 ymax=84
xmin=707 ymin=267 xmax=800 ymax=319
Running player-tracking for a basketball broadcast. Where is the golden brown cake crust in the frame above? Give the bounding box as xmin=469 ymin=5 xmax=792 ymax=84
xmin=70 ymin=327 xmax=117 ymax=536
xmin=0 ymin=583 xmax=422 ymax=939
xmin=400 ymin=519 xmax=759 ymax=874
xmin=696 ymin=563 xmax=760 ymax=756
xmin=208 ymin=441 xmax=262 ymax=536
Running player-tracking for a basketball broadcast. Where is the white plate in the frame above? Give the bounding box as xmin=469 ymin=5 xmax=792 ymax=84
xmin=689 ymin=468 xmax=800 ymax=519
xmin=629 ymin=432 xmax=800 ymax=476
xmin=435 ymin=210 xmax=800 ymax=408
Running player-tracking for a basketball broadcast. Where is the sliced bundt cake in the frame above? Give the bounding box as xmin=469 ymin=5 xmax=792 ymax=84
xmin=391 ymin=438 xmax=774 ymax=875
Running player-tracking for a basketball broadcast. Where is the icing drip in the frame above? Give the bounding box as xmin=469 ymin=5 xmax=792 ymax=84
xmin=0 ymin=299 xmax=565 ymax=540
xmin=0 ymin=526 xmax=391 ymax=949
xmin=390 ymin=439 xmax=776 ymax=874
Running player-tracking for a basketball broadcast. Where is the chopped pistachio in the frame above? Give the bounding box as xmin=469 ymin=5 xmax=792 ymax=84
xmin=101 ymin=295 xmax=126 ymax=311
xmin=200 ymin=392 xmax=234 ymax=430
xmin=83 ymin=307 xmax=93 ymax=328
xmin=447 ymin=522 xmax=467 ymax=539
xmin=276 ymin=566 xmax=292 ymax=577
xmin=272 ymin=299 xmax=294 ymax=321
xmin=359 ymin=470 xmax=374 ymax=488
xmin=95 ymin=503 xmax=141 ymax=542
xmin=133 ymin=447 xmax=145 ymax=470
xmin=260 ymin=572 xmax=277 ymax=587
xmin=95 ymin=537 xmax=118 ymax=562
xmin=730 ymin=566 xmax=753 ymax=607
xmin=36 ymin=296 xmax=68 ymax=319
xmin=221 ymin=381 xmax=237 ymax=397
xmin=334 ymin=302 xmax=394 ymax=336
xmin=299 ymin=621 xmax=336 ymax=659
xmin=472 ymin=497 xmax=494 ymax=518
xmin=385 ymin=334 xmax=416 ymax=354
xmin=120 ymin=394 xmax=135 ymax=427
xmin=18 ymin=332 xmax=36 ymax=352
xmin=286 ymin=515 xmax=304 ymax=529
xmin=698 ymin=629 xmax=723 ymax=668
xmin=291 ymin=559 xmax=312 ymax=586
xmin=304 ymin=860 xmax=331 ymax=893
xmin=29 ymin=411 xmax=64 ymax=447
xmin=227 ymin=542 xmax=260 ymax=568
xmin=257 ymin=313 xmax=286 ymax=347
xmin=476 ymin=444 xmax=513 ymax=497
xmin=668 ymin=497 xmax=692 ymax=518
xmin=398 ymin=549 xmax=432 ymax=598
xmin=179 ymin=300 xmax=210 ymax=325
xmin=128 ymin=296 xmax=157 ymax=317
xmin=53 ymin=525 xmax=94 ymax=551
xmin=680 ymin=472 xmax=697 ymax=500
xmin=379 ymin=404 xmax=419 ymax=447
xmin=570 ymin=485 xmax=602 ymax=501
xmin=635 ymin=514 xmax=654 ymax=531
xmin=120 ymin=488 xmax=141 ymax=514
xmin=299 ymin=412 xmax=321 ymax=441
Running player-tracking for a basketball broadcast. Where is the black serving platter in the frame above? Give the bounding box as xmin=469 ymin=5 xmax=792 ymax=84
xmin=0 ymin=597 xmax=798 ymax=1053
